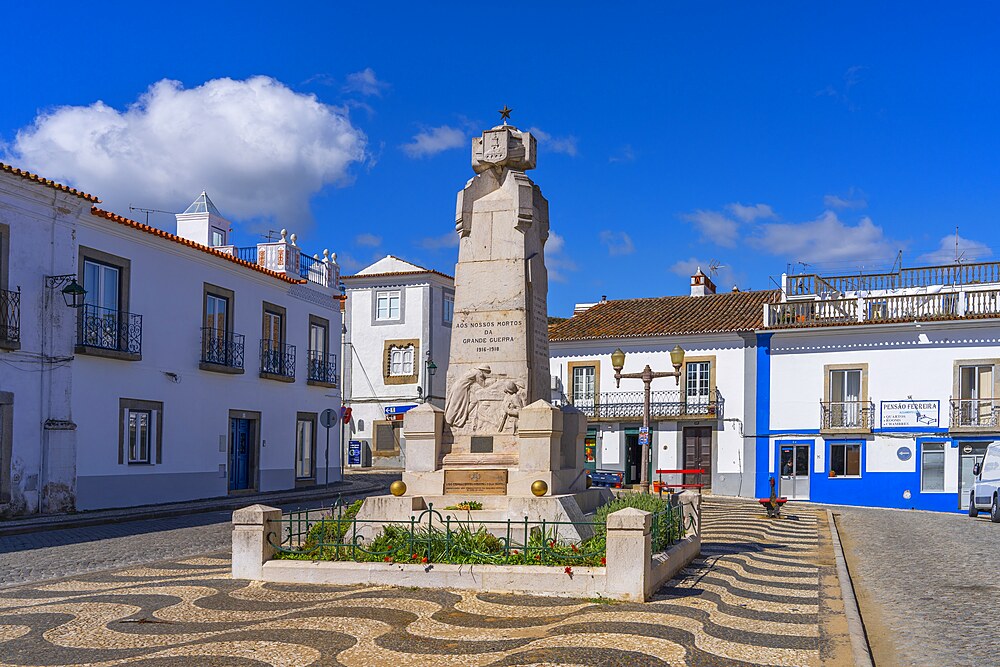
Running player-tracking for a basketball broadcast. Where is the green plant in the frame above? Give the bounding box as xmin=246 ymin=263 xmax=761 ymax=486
xmin=443 ymin=500 xmax=483 ymax=511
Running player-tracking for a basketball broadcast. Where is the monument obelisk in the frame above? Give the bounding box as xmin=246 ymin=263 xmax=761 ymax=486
xmin=399 ymin=108 xmax=591 ymax=501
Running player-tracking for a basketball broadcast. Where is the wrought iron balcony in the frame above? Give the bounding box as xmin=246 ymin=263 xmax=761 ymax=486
xmin=0 ymin=288 xmax=20 ymax=345
xmin=201 ymin=327 xmax=245 ymax=369
xmin=307 ymin=350 xmax=337 ymax=384
xmin=820 ymin=400 xmax=875 ymax=431
xmin=78 ymin=304 xmax=142 ymax=355
xmin=260 ymin=339 xmax=295 ymax=379
xmin=571 ymin=389 xmax=722 ymax=421
xmin=950 ymin=398 xmax=1000 ymax=429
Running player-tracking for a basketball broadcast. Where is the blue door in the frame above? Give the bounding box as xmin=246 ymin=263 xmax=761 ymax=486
xmin=230 ymin=418 xmax=255 ymax=491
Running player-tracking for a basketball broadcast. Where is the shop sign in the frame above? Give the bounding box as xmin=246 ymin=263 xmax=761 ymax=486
xmin=881 ymin=400 xmax=940 ymax=429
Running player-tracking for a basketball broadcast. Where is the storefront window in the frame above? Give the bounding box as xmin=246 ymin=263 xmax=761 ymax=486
xmin=921 ymin=442 xmax=946 ymax=492
xmin=829 ymin=442 xmax=861 ymax=477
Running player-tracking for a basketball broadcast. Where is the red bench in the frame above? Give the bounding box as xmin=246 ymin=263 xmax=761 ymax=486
xmin=758 ymin=497 xmax=787 ymax=518
xmin=653 ymin=469 xmax=705 ymax=496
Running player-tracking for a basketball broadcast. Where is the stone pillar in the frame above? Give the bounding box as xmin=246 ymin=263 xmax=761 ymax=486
xmin=516 ymin=400 xmax=562 ymax=476
xmin=402 ymin=403 xmax=445 ymax=495
xmin=677 ymin=490 xmax=702 ymax=536
xmin=604 ymin=507 xmax=652 ymax=601
xmin=232 ymin=504 xmax=281 ymax=580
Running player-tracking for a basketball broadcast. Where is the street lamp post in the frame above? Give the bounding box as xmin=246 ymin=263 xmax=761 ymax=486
xmin=611 ymin=345 xmax=685 ymax=494
xmin=424 ymin=353 xmax=437 ymax=403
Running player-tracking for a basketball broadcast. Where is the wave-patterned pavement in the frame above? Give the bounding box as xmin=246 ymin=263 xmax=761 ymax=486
xmin=0 ymin=498 xmax=851 ymax=666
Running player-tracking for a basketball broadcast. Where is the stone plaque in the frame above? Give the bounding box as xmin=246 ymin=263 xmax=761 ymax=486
xmin=470 ymin=436 xmax=494 ymax=453
xmin=443 ymin=469 xmax=508 ymax=495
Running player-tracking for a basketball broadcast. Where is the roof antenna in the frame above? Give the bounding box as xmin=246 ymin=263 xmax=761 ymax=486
xmin=128 ymin=204 xmax=175 ymax=226
xmin=891 ymin=249 xmax=903 ymax=273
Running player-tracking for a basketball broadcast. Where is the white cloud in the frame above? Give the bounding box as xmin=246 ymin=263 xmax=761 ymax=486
xmin=918 ymin=234 xmax=992 ymax=265
xmin=4 ymin=76 xmax=367 ymax=229
xmin=609 ymin=145 xmax=635 ymax=163
xmin=823 ymin=189 xmax=867 ymax=209
xmin=355 ymin=233 xmax=382 ymax=247
xmin=528 ymin=127 xmax=579 ymax=157
xmin=343 ymin=68 xmax=389 ymax=97
xmin=749 ymin=211 xmax=895 ymax=263
xmin=681 ymin=209 xmax=740 ymax=247
xmin=417 ymin=232 xmax=459 ymax=250
xmin=336 ymin=252 xmax=367 ymax=274
xmin=401 ymin=125 xmax=466 ymax=158
xmin=726 ymin=202 xmax=775 ymax=222
xmin=599 ymin=230 xmax=635 ymax=256
xmin=546 ymin=231 xmax=577 ymax=283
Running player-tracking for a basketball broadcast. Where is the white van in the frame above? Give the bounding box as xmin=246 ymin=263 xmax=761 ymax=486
xmin=969 ymin=442 xmax=1000 ymax=522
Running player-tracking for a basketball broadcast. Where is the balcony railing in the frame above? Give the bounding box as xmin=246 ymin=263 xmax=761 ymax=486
xmin=78 ymin=304 xmax=142 ymax=355
xmin=950 ymin=398 xmax=1000 ymax=428
xmin=0 ymin=288 xmax=20 ymax=344
xmin=767 ymin=288 xmax=1000 ymax=328
xmin=201 ymin=327 xmax=245 ymax=369
xmin=307 ymin=350 xmax=338 ymax=384
xmin=260 ymin=339 xmax=295 ymax=378
xmin=820 ymin=400 xmax=875 ymax=431
xmin=571 ymin=389 xmax=722 ymax=421
xmin=787 ymin=261 xmax=1000 ymax=296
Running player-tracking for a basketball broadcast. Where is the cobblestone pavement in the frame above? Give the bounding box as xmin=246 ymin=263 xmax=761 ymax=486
xmin=0 ymin=472 xmax=399 ymax=588
xmin=835 ymin=505 xmax=1000 ymax=667
xmin=0 ymin=497 xmax=852 ymax=666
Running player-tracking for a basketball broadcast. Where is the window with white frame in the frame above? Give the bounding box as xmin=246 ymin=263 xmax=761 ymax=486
xmin=829 ymin=441 xmax=861 ymax=477
xmin=389 ymin=345 xmax=414 ymax=376
xmin=828 ymin=368 xmax=864 ymax=428
xmin=127 ymin=410 xmax=152 ymax=464
xmin=376 ymin=290 xmax=401 ymax=321
xmin=686 ymin=361 xmax=711 ymax=406
xmin=295 ymin=415 xmax=316 ymax=479
xmin=572 ymin=366 xmax=596 ymax=405
xmin=920 ymin=442 xmax=946 ymax=492
xmin=443 ymin=293 xmax=455 ymax=324
xmin=958 ymin=364 xmax=994 ymax=426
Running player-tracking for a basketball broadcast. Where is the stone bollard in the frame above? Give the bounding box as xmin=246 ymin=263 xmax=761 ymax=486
xmin=232 ymin=504 xmax=281 ymax=580
xmin=677 ymin=491 xmax=701 ymax=537
xmin=604 ymin=507 xmax=652 ymax=601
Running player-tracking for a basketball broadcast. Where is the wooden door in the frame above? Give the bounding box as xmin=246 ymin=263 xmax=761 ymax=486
xmin=683 ymin=427 xmax=712 ymax=489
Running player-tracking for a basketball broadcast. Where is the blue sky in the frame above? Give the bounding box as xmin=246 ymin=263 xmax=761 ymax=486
xmin=2 ymin=3 xmax=999 ymax=315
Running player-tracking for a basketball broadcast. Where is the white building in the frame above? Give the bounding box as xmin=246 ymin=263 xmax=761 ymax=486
xmin=759 ymin=263 xmax=1000 ymax=513
xmin=342 ymin=256 xmax=453 ymax=468
xmin=0 ymin=163 xmax=343 ymax=516
xmin=549 ymin=270 xmax=776 ymax=496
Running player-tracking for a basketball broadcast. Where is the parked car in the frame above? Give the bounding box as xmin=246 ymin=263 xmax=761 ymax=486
xmin=969 ymin=442 xmax=1000 ymax=522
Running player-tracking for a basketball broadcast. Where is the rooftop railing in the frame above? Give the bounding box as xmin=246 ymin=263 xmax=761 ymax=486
xmin=571 ymin=389 xmax=722 ymax=421
xmin=787 ymin=260 xmax=1000 ymax=296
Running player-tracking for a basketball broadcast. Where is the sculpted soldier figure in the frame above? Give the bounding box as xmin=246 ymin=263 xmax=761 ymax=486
xmin=444 ymin=364 xmax=492 ymax=428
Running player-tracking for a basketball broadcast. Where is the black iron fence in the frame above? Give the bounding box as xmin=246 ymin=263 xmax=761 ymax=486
xmin=951 ymin=398 xmax=1000 ymax=428
xmin=307 ymin=350 xmax=337 ymax=384
xmin=78 ymin=304 xmax=142 ymax=354
xmin=260 ymin=339 xmax=296 ymax=378
xmin=0 ymin=288 xmax=19 ymax=344
xmin=820 ymin=400 xmax=875 ymax=430
xmin=201 ymin=327 xmax=245 ymax=369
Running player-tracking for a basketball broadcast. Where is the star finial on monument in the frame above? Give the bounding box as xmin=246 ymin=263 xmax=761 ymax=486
xmin=498 ymin=104 xmax=513 ymax=124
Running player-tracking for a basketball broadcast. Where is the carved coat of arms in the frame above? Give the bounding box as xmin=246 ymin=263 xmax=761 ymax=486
xmin=482 ymin=130 xmax=508 ymax=163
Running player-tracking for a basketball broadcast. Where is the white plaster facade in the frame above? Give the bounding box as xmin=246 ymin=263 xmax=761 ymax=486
xmin=0 ymin=167 xmax=344 ymax=516
xmin=342 ymin=256 xmax=453 ymax=469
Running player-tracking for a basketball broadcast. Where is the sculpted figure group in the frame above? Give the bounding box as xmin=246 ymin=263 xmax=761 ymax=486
xmin=444 ymin=365 xmax=526 ymax=434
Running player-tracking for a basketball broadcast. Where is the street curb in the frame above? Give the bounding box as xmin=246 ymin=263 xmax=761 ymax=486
xmin=827 ymin=510 xmax=875 ymax=667
xmin=0 ymin=480 xmax=388 ymax=538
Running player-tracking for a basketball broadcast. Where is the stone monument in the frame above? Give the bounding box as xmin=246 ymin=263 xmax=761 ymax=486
xmin=358 ymin=110 xmax=609 ymax=531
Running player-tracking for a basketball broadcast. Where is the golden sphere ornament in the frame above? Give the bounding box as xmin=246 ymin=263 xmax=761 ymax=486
xmin=389 ymin=480 xmax=406 ymax=497
xmin=530 ymin=480 xmax=548 ymax=497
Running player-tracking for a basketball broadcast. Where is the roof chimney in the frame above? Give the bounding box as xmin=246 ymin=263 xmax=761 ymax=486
xmin=690 ymin=267 xmax=716 ymax=297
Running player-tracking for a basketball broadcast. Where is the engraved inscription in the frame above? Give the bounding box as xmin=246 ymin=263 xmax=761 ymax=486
xmin=443 ymin=469 xmax=508 ymax=495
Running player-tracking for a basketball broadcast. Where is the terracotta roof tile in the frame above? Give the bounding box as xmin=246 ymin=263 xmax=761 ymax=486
xmin=0 ymin=162 xmax=101 ymax=203
xmin=548 ymin=290 xmax=779 ymax=341
xmin=90 ymin=207 xmax=306 ymax=285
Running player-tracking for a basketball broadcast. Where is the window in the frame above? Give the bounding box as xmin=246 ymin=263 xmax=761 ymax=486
xmin=206 ymin=294 xmax=228 ymax=333
xmin=572 ymin=366 xmax=596 ymax=404
xmin=211 ymin=227 xmax=225 ymax=246
xmin=295 ymin=415 xmax=316 ymax=479
xmin=83 ymin=260 xmax=120 ymax=311
xmin=119 ymin=399 xmax=162 ymax=465
xmin=376 ymin=290 xmax=401 ymax=321
xmin=263 ymin=310 xmax=282 ymax=344
xmin=959 ymin=364 xmax=994 ymax=426
xmin=828 ymin=367 xmax=864 ymax=428
xmin=390 ymin=345 xmax=414 ymax=376
xmin=78 ymin=247 xmax=136 ymax=357
xmin=309 ymin=322 xmax=327 ymax=356
xmin=686 ymin=361 xmax=711 ymax=407
xmin=260 ymin=302 xmax=291 ymax=378
xmin=921 ymin=442 xmax=946 ymax=492
xmin=829 ymin=442 xmax=861 ymax=477
xmin=443 ymin=293 xmax=455 ymax=325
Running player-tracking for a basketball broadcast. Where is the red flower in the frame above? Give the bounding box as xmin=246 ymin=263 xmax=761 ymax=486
xmin=535 ymin=555 xmax=541 ymax=561
xmin=548 ymin=540 xmax=556 ymax=548
xmin=600 ymin=557 xmax=607 ymax=566
xmin=412 ymin=553 xmax=419 ymax=559
xmin=421 ymin=556 xmax=428 ymax=564
xmin=511 ymin=550 xmax=518 ymax=555
xmin=564 ymin=566 xmax=573 ymax=576
xmin=384 ymin=556 xmax=392 ymax=563
xmin=571 ymin=544 xmax=579 ymax=552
